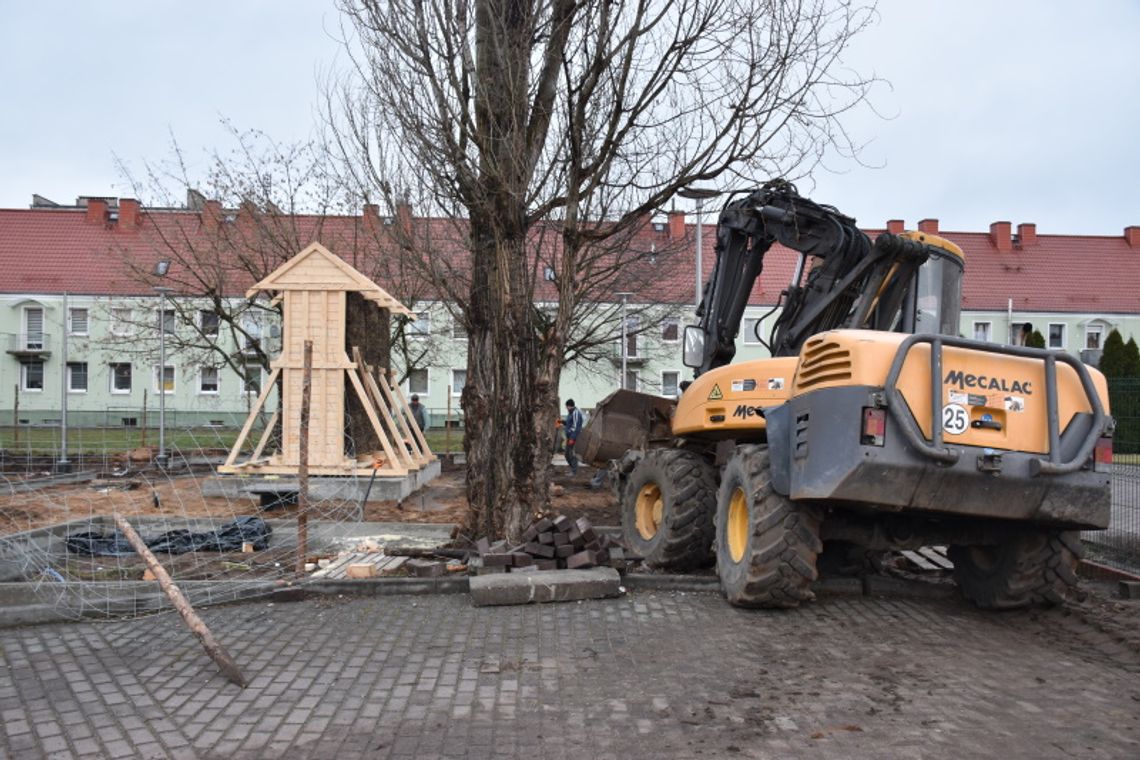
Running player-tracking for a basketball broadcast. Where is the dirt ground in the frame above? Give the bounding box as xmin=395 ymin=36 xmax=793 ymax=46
xmin=0 ymin=462 xmax=619 ymax=537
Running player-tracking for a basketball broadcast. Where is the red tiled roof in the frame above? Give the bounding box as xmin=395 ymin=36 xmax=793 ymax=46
xmin=1 ymin=203 xmax=1138 ymax=315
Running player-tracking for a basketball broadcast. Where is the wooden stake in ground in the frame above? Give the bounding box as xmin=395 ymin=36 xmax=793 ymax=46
xmin=13 ymin=383 xmax=19 ymax=449
xmin=112 ymin=514 xmax=247 ymax=688
xmin=295 ymin=340 xmax=312 ymax=576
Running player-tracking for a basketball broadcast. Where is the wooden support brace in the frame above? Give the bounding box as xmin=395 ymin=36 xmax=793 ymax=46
xmin=224 ymin=367 xmax=281 ymax=467
xmin=354 ymin=348 xmax=420 ymax=469
xmin=388 ymin=370 xmax=434 ymax=460
xmin=346 ymin=366 xmax=407 ymax=476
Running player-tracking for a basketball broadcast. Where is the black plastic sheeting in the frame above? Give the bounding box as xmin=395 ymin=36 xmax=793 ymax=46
xmin=66 ymin=516 xmax=272 ymax=556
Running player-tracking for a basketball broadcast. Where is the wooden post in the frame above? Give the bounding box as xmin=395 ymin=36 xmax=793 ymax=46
xmin=296 ymin=340 xmax=312 ymax=575
xmin=446 ymin=385 xmax=452 ymax=454
xmin=13 ymin=384 xmax=19 ymax=449
xmin=113 ymin=514 xmax=247 ymax=688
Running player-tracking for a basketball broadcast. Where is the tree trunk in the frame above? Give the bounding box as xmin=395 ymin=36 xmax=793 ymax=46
xmin=344 ymin=291 xmax=392 ymax=456
xmin=461 ymin=233 xmax=549 ymax=543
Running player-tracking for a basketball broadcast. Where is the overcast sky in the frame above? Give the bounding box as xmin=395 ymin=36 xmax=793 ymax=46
xmin=1 ymin=1 xmax=1137 ymax=235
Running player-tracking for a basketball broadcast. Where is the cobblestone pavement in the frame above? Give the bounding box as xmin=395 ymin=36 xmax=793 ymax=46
xmin=2 ymin=586 xmax=1139 ymax=759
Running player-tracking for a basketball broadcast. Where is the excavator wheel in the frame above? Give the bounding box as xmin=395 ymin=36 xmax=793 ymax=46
xmin=948 ymin=530 xmax=1082 ymax=610
xmin=714 ymin=445 xmax=823 ymax=608
xmin=619 ymin=449 xmax=717 ymax=571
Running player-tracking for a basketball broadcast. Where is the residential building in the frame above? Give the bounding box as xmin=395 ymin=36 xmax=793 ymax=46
xmin=2 ymin=195 xmax=1138 ymax=432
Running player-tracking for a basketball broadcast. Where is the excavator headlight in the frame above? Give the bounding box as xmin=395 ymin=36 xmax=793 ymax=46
xmin=861 ymin=407 xmax=886 ymax=447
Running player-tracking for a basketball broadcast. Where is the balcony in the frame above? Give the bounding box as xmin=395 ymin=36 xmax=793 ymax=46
xmin=7 ymin=333 xmax=52 ymax=357
xmin=608 ymin=344 xmax=646 ymax=366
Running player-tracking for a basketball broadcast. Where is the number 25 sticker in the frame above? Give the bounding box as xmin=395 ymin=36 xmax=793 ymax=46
xmin=942 ymin=403 xmax=969 ymax=435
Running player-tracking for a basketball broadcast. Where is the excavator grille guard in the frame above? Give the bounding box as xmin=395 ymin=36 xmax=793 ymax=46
xmin=882 ymin=334 xmax=1111 ymax=475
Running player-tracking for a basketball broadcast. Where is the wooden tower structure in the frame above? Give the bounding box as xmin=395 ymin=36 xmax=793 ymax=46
xmin=219 ymin=243 xmax=434 ymax=477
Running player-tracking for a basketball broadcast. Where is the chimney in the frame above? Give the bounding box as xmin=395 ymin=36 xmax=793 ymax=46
xmin=668 ymin=210 xmax=686 ymax=239
xmin=85 ymin=198 xmax=107 ymax=225
xmin=886 ymin=219 xmax=905 ymax=234
xmin=119 ymin=198 xmax=140 ymax=230
xmin=917 ymin=218 xmax=939 ymax=234
xmin=1126 ymin=225 xmax=1140 ymax=248
xmin=1016 ymin=222 xmax=1036 ymax=247
xmin=990 ymin=221 xmax=1012 ymax=252
xmin=363 ymin=203 xmax=381 ymax=235
xmin=203 ymin=199 xmax=223 ymax=231
xmin=395 ymin=201 xmax=413 ymax=236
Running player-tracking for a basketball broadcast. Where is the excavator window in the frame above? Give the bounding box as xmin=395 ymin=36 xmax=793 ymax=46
xmin=913 ymin=249 xmax=964 ymax=337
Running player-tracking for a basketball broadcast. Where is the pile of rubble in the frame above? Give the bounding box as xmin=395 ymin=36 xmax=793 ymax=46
xmin=472 ymin=515 xmax=627 ymax=575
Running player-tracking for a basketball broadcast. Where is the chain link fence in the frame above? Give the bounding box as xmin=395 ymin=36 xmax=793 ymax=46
xmin=1083 ymin=377 xmax=1140 ymax=575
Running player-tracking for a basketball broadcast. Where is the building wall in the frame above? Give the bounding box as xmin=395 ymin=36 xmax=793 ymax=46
xmin=3 ymin=292 xmax=1135 ymax=426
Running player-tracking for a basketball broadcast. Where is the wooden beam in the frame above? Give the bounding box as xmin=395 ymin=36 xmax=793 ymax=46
xmin=223 ymin=367 xmax=281 ymax=467
xmin=388 ymin=369 xmax=434 ymax=461
xmin=353 ymin=348 xmax=418 ymax=470
xmin=113 ymin=514 xmax=247 ymax=688
xmin=346 ymin=366 xmax=407 ymax=476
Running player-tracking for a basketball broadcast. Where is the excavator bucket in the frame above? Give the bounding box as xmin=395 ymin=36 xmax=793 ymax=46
xmin=577 ymin=389 xmax=677 ymax=466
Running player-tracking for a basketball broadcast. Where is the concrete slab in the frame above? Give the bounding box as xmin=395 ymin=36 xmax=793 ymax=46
xmin=469 ymin=567 xmax=622 ymax=607
xmin=201 ymin=458 xmax=442 ymax=502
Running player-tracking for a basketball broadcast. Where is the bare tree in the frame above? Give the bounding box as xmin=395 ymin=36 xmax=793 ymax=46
xmin=327 ymin=0 xmax=875 ymax=541
xmin=115 ymin=126 xmax=453 ymax=451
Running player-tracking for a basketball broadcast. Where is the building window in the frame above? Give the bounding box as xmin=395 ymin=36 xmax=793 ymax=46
xmin=111 ymin=307 xmax=133 ymax=336
xmin=662 ymin=371 xmax=680 ymax=398
xmin=452 ymin=319 xmax=467 ymax=340
xmin=1085 ymin=325 xmax=1104 ymax=350
xmin=662 ymin=318 xmax=680 ymax=342
xmin=544 ymin=266 xmax=556 ymax=282
xmin=622 ymin=316 xmax=640 ymax=358
xmin=973 ymin=321 xmax=992 ymax=342
xmin=153 ymin=365 xmax=175 ymax=394
xmin=23 ymin=306 xmax=44 ymax=349
xmin=110 ymin=363 xmax=132 ymax=394
xmin=242 ymin=364 xmax=263 ymax=395
xmin=743 ymin=317 xmax=763 ymax=345
xmin=67 ymin=362 xmax=88 ymax=393
xmin=1048 ymin=323 xmax=1066 ymax=349
xmin=409 ymin=311 xmax=431 ymax=336
xmin=407 ymin=368 xmax=429 ymax=395
xmin=451 ymin=369 xmax=466 ymax=396
xmin=1010 ymin=322 xmax=1032 ymax=346
xmin=623 ymin=370 xmax=640 ymax=391
xmin=200 ymin=310 xmax=220 ymax=337
xmin=240 ymin=316 xmax=262 ymax=355
xmin=21 ymin=360 xmax=44 ymax=392
xmin=200 ymin=366 xmax=220 ymax=394
xmin=158 ymin=308 xmax=176 ymax=335
xmin=68 ymin=307 xmax=89 ymax=336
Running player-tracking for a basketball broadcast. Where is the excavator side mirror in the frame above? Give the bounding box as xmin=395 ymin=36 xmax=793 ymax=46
xmin=682 ymin=326 xmax=704 ymax=368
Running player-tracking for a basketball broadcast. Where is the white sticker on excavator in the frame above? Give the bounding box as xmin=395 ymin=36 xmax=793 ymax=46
xmin=942 ymin=403 xmax=969 ymax=435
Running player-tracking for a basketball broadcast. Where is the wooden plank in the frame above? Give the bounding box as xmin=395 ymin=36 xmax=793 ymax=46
xmin=346 ymin=366 xmax=408 ymax=476
xmin=900 ymin=549 xmax=940 ymax=571
xmin=249 ymin=409 xmax=279 ymax=462
xmin=223 ymin=367 xmax=281 ymax=467
xmin=919 ymin=546 xmax=955 ymax=570
xmin=311 ymin=553 xmax=357 ymax=579
xmin=354 ymin=349 xmax=416 ymax=470
xmin=381 ymin=556 xmax=408 ymax=575
xmin=360 ymin=352 xmax=429 ymax=467
xmin=387 ymin=370 xmax=434 ymax=461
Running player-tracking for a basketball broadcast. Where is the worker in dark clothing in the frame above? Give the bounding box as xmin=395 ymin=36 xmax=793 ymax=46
xmin=409 ymin=394 xmax=428 ymax=431
xmin=564 ymin=399 xmax=584 ymax=475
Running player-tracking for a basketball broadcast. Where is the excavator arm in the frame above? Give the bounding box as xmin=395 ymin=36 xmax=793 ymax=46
xmin=691 ymin=180 xmax=935 ymax=376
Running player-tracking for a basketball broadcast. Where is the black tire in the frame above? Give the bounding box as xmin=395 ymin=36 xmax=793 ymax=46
xmin=949 ymin=530 xmax=1082 ymax=610
xmin=619 ymin=449 xmax=717 ymax=571
xmin=714 ymin=445 xmax=823 ymax=608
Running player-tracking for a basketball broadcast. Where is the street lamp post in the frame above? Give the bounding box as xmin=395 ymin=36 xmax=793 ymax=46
xmin=153 ymin=260 xmax=172 ymax=469
xmin=678 ymin=187 xmax=721 ymax=309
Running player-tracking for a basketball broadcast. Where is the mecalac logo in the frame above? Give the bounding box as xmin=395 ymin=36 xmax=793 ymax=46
xmin=733 ymin=405 xmax=765 ymax=419
xmin=944 ymin=370 xmax=1033 ymax=395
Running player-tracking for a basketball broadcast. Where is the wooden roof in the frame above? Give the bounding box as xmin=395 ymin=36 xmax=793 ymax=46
xmin=247 ymin=242 xmax=413 ymax=317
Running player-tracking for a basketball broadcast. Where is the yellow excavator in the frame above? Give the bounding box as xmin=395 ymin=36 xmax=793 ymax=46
xmin=578 ymin=180 xmax=1112 ymax=609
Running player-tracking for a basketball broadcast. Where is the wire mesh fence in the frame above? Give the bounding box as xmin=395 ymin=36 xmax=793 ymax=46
xmin=1083 ymin=377 xmax=1140 ymax=574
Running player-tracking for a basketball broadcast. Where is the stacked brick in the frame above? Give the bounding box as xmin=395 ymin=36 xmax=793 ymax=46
xmin=474 ymin=516 xmax=626 ymax=575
